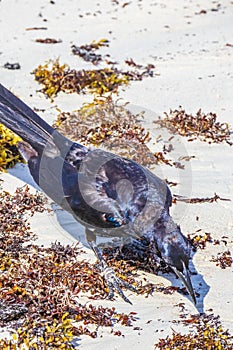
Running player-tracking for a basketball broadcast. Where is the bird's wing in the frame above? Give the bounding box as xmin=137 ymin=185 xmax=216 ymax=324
xmin=73 ymin=148 xmax=150 ymax=227
xmin=60 ymin=145 xmax=171 ymax=229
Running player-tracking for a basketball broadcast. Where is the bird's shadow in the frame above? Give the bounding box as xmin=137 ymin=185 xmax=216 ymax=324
xmin=8 ymin=164 xmax=209 ymax=313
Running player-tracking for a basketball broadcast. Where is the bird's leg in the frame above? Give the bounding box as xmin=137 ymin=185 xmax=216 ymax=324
xmin=85 ymin=228 xmax=137 ymax=304
xmin=89 ymin=240 xmax=136 ymax=304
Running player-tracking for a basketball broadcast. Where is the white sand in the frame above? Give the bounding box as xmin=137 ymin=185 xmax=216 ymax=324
xmin=0 ymin=0 xmax=233 ymax=348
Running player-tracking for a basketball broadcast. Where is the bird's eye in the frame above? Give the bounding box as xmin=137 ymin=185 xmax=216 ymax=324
xmin=105 ymin=214 xmax=121 ymax=227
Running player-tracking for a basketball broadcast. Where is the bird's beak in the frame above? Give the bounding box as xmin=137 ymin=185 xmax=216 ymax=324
xmin=171 ymin=261 xmax=196 ymax=305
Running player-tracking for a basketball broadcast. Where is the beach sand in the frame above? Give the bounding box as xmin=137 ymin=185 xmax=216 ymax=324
xmin=0 ymin=1 xmax=232 ymax=348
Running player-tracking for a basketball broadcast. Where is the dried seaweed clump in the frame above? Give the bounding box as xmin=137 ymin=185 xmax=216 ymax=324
xmin=103 ymin=237 xmax=167 ymax=276
xmin=173 ymin=193 xmax=231 ymax=204
xmin=0 ymin=124 xmax=23 ymax=171
xmin=56 ymin=98 xmax=158 ymax=167
xmin=33 ymin=56 xmax=155 ymax=98
xmin=0 ymin=185 xmax=47 ymax=252
xmin=71 ymin=38 xmax=109 ymax=65
xmin=35 ymin=38 xmax=62 ymax=44
xmin=33 ymin=59 xmax=130 ymax=98
xmin=155 ymin=108 xmax=232 ymax=145
xmin=56 ymin=98 xmax=186 ymax=168
xmin=0 ymin=186 xmax=137 ymax=348
xmin=187 ymin=231 xmax=212 ymax=250
xmin=155 ymin=314 xmax=233 ymax=349
xmin=210 ymin=250 xmax=232 ymax=269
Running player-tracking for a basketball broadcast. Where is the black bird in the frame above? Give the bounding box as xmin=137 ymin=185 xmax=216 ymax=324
xmin=0 ymin=83 xmax=196 ymax=304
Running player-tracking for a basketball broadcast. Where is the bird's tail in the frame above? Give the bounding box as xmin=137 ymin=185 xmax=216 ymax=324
xmin=0 ymin=83 xmax=72 ymax=156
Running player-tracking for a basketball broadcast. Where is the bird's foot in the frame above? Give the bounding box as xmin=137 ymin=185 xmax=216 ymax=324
xmin=103 ymin=265 xmax=137 ymax=304
xmin=87 ymin=237 xmax=137 ymax=304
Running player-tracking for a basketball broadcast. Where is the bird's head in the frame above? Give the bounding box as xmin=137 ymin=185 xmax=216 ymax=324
xmin=155 ymin=221 xmax=196 ymax=304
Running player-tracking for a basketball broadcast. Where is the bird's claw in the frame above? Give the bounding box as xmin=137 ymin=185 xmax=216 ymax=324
xmin=103 ymin=266 xmax=137 ymax=304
